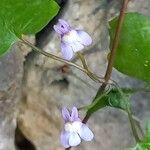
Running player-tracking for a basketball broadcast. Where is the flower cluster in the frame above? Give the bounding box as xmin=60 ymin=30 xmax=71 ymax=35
xmin=61 ymin=107 xmax=94 ymax=148
xmin=54 ymin=19 xmax=92 ymax=60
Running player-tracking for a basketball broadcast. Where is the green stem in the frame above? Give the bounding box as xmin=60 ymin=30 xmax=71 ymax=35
xmin=104 ymin=0 xmax=129 ymax=82
xmin=78 ymin=88 xmax=110 ymax=111
xmin=21 ymin=38 xmax=105 ymax=83
xmin=77 ymin=52 xmax=89 ymax=70
xmin=116 ymin=86 xmax=142 ymax=142
xmin=22 ymin=39 xmax=86 ymax=72
xmin=133 ymin=116 xmax=144 ymax=138
xmin=127 ymin=108 xmax=141 ymax=142
xmin=77 ymin=52 xmax=102 ymax=82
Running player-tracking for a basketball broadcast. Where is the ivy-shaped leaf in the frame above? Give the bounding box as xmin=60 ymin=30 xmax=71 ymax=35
xmin=107 ymin=89 xmax=130 ymax=110
xmin=0 ymin=0 xmax=60 ymax=56
xmin=109 ymin=13 xmax=150 ymax=82
xmin=86 ymin=88 xmax=130 ymax=115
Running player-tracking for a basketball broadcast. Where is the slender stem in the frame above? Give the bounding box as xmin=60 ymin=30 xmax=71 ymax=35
xmin=81 ymin=0 xmax=130 ymax=132
xmin=91 ymin=0 xmax=130 ymax=100
xmin=77 ymin=52 xmax=89 ymax=70
xmin=133 ymin=116 xmax=144 ymax=138
xmin=21 ymin=38 xmax=86 ymax=73
xmin=104 ymin=0 xmax=129 ymax=82
xmin=21 ymin=38 xmax=105 ymax=83
xmin=116 ymin=86 xmax=141 ymax=142
xmin=82 ymin=113 xmax=92 ymax=124
xmin=127 ymin=109 xmax=141 ymax=142
xmin=66 ymin=1 xmax=130 ymax=149
xmin=77 ymin=52 xmax=103 ymax=82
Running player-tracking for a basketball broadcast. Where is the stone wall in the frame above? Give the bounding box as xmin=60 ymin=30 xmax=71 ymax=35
xmin=0 ymin=0 xmax=150 ymax=150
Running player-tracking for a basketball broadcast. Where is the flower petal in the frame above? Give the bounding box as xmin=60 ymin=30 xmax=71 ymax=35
xmin=71 ymin=107 xmax=79 ymax=121
xmin=72 ymin=121 xmax=94 ymax=141
xmin=60 ymin=130 xmax=70 ymax=148
xmin=76 ymin=30 xmax=92 ymax=46
xmin=54 ymin=19 xmax=71 ymax=35
xmin=53 ymin=25 xmax=63 ymax=35
xmin=61 ymin=42 xmax=74 ymax=60
xmin=79 ymin=124 xmax=94 ymax=141
xmin=62 ymin=107 xmax=70 ymax=122
xmin=71 ymin=42 xmax=84 ymax=53
xmin=72 ymin=121 xmax=82 ymax=133
xmin=62 ymin=30 xmax=79 ymax=44
xmin=69 ymin=132 xmax=81 ymax=147
xmin=58 ymin=19 xmax=70 ymax=29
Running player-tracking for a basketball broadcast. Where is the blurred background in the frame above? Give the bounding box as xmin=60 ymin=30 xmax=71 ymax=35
xmin=0 ymin=0 xmax=150 ymax=150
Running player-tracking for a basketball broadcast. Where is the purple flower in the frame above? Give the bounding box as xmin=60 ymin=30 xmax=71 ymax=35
xmin=60 ymin=107 xmax=94 ymax=148
xmin=54 ymin=19 xmax=92 ymax=60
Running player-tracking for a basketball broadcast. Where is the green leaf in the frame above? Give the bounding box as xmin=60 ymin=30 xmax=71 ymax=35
xmin=109 ymin=13 xmax=150 ymax=82
xmin=138 ymin=143 xmax=150 ymax=150
xmin=86 ymin=95 xmax=108 ymax=115
xmin=107 ymin=89 xmax=130 ymax=110
xmin=0 ymin=0 xmax=59 ymax=56
xmin=86 ymin=88 xmax=130 ymax=115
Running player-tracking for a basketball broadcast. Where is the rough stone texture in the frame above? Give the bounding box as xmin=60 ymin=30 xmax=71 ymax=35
xmin=4 ymin=0 xmax=149 ymax=150
xmin=0 ymin=46 xmax=21 ymax=150
xmin=0 ymin=37 xmax=34 ymax=150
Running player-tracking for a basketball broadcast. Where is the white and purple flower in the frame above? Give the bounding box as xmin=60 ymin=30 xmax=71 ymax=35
xmin=60 ymin=107 xmax=94 ymax=148
xmin=54 ymin=19 xmax=92 ymax=60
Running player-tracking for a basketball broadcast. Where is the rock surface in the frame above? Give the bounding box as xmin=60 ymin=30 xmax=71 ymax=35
xmin=0 ymin=0 xmax=150 ymax=150
xmin=0 ymin=37 xmax=34 ymax=150
xmin=0 ymin=46 xmax=21 ymax=150
xmin=19 ymin=0 xmax=150 ymax=150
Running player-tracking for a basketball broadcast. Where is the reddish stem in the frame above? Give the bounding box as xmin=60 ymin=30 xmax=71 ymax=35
xmin=65 ymin=0 xmax=129 ymax=149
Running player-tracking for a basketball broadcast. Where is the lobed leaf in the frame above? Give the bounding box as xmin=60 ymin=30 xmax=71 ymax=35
xmin=0 ymin=0 xmax=60 ymax=56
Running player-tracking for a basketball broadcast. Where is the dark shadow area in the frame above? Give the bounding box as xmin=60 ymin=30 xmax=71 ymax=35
xmin=15 ymin=126 xmax=36 ymax=150
xmin=36 ymin=0 xmax=68 ymax=48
